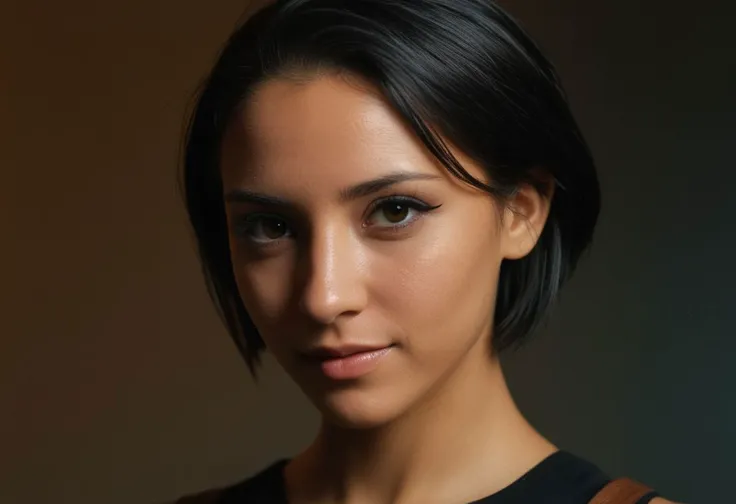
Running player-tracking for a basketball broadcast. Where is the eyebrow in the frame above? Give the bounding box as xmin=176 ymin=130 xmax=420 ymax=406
xmin=224 ymin=171 xmax=442 ymax=206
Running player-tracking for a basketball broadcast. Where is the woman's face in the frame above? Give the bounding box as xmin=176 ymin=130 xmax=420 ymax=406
xmin=220 ymin=73 xmax=543 ymax=428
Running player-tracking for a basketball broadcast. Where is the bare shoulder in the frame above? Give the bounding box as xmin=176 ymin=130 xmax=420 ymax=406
xmin=650 ymin=498 xmax=681 ymax=504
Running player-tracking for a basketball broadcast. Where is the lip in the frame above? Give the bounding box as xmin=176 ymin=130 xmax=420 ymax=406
xmin=304 ymin=344 xmax=394 ymax=380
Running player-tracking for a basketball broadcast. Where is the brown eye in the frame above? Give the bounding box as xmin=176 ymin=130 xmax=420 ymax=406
xmin=366 ymin=196 xmax=441 ymax=230
xmin=235 ymin=214 xmax=293 ymax=244
xmin=381 ymin=202 xmax=410 ymax=223
xmin=261 ymin=218 xmax=288 ymax=239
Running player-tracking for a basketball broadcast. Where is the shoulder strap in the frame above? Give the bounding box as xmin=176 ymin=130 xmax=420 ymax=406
xmin=589 ymin=478 xmax=654 ymax=504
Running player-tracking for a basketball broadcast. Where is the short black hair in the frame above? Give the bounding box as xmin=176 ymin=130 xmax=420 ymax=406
xmin=182 ymin=0 xmax=600 ymax=375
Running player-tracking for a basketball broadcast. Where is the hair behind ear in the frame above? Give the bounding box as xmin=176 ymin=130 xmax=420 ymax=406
xmin=495 ymin=218 xmax=566 ymax=350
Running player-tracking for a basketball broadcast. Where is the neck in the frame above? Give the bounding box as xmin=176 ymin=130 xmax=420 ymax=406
xmin=287 ymin=349 xmax=556 ymax=504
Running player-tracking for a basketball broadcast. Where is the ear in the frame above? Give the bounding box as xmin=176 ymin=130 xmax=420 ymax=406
xmin=500 ymin=182 xmax=553 ymax=260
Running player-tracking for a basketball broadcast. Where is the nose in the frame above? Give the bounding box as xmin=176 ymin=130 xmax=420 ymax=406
xmin=298 ymin=222 xmax=368 ymax=325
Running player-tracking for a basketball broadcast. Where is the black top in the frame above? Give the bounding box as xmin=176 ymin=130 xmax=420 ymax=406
xmin=209 ymin=451 xmax=659 ymax=504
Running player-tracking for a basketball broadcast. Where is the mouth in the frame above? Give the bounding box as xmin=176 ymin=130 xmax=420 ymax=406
xmin=303 ymin=344 xmax=395 ymax=380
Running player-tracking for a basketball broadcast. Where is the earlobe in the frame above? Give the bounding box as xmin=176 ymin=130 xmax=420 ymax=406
xmin=501 ymin=182 xmax=552 ymax=260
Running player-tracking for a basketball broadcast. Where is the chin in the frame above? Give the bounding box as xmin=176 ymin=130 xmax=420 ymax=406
xmin=311 ymin=386 xmax=407 ymax=430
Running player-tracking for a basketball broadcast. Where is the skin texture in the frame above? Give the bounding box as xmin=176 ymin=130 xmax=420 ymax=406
xmin=218 ymin=73 xmax=663 ymax=504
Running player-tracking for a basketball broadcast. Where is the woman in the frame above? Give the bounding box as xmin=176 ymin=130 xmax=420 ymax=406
xmin=178 ymin=0 xmax=676 ymax=502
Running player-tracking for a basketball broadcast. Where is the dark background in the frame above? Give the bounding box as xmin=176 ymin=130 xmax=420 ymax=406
xmin=1 ymin=1 xmax=733 ymax=502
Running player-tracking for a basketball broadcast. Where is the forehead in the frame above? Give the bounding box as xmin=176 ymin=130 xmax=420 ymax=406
xmin=219 ymin=73 xmax=446 ymax=191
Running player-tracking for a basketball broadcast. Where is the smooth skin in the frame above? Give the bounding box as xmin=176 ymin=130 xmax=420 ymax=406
xmin=219 ymin=73 xmax=675 ymax=504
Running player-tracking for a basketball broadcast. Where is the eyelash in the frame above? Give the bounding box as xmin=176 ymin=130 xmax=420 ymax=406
xmin=233 ymin=194 xmax=441 ymax=247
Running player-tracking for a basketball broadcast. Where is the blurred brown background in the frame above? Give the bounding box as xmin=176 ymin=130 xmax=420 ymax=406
xmin=2 ymin=1 xmax=734 ymax=503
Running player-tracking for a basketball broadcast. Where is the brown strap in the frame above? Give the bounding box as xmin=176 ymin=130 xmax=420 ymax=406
xmin=589 ymin=478 xmax=654 ymax=504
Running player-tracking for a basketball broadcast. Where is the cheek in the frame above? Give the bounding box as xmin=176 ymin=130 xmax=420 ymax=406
xmin=372 ymin=211 xmax=501 ymax=352
xmin=231 ymin=252 xmax=297 ymax=338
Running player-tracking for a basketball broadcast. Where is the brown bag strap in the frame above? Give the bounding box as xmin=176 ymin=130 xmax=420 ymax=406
xmin=589 ymin=478 xmax=654 ymax=504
